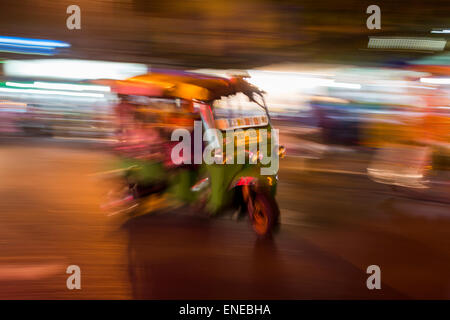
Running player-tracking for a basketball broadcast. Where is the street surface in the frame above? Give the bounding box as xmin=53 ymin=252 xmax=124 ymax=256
xmin=0 ymin=138 xmax=449 ymax=299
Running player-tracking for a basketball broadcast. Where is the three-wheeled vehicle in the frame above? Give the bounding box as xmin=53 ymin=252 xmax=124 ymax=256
xmin=102 ymin=69 xmax=285 ymax=237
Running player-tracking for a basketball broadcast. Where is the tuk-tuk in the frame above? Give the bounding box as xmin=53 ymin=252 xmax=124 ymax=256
xmin=103 ymin=69 xmax=285 ymax=237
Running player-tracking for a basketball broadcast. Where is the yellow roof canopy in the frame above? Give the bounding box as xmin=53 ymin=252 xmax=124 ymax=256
xmin=114 ymin=69 xmax=263 ymax=101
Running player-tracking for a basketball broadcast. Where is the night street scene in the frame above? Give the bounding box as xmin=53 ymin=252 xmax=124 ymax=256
xmin=0 ymin=0 xmax=449 ymax=306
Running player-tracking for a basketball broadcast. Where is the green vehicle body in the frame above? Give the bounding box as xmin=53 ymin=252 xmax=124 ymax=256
xmin=112 ymin=122 xmax=278 ymax=215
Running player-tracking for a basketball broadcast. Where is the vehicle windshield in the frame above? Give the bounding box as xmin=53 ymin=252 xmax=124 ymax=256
xmin=212 ymin=93 xmax=269 ymax=130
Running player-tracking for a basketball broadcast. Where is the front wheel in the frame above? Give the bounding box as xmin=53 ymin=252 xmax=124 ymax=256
xmin=244 ymin=187 xmax=280 ymax=238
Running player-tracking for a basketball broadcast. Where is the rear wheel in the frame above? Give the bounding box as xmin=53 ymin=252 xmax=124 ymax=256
xmin=244 ymin=187 xmax=280 ymax=238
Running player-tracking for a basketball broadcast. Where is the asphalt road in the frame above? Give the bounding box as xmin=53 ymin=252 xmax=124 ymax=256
xmin=0 ymin=140 xmax=449 ymax=299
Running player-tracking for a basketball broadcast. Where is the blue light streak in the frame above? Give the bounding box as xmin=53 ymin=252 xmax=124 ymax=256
xmin=0 ymin=36 xmax=70 ymax=55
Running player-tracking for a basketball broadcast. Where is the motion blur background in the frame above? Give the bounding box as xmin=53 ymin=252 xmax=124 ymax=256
xmin=0 ymin=0 xmax=449 ymax=299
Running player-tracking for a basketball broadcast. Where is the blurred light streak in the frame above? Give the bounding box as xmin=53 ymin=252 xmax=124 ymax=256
xmin=0 ymin=46 xmax=55 ymax=56
xmin=5 ymin=81 xmax=110 ymax=92
xmin=0 ymin=100 xmax=27 ymax=112
xmin=328 ymin=81 xmax=361 ymax=89
xmin=368 ymin=37 xmax=446 ymax=51
xmin=0 ymin=36 xmax=70 ymax=55
xmin=0 ymin=36 xmax=70 ymax=48
xmin=246 ymin=70 xmax=360 ymax=92
xmin=431 ymin=29 xmax=450 ymax=34
xmin=420 ymin=77 xmax=450 ymax=85
xmin=0 ymin=100 xmax=26 ymax=106
xmin=4 ymin=59 xmax=148 ymax=80
xmin=0 ymin=87 xmax=105 ymax=98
